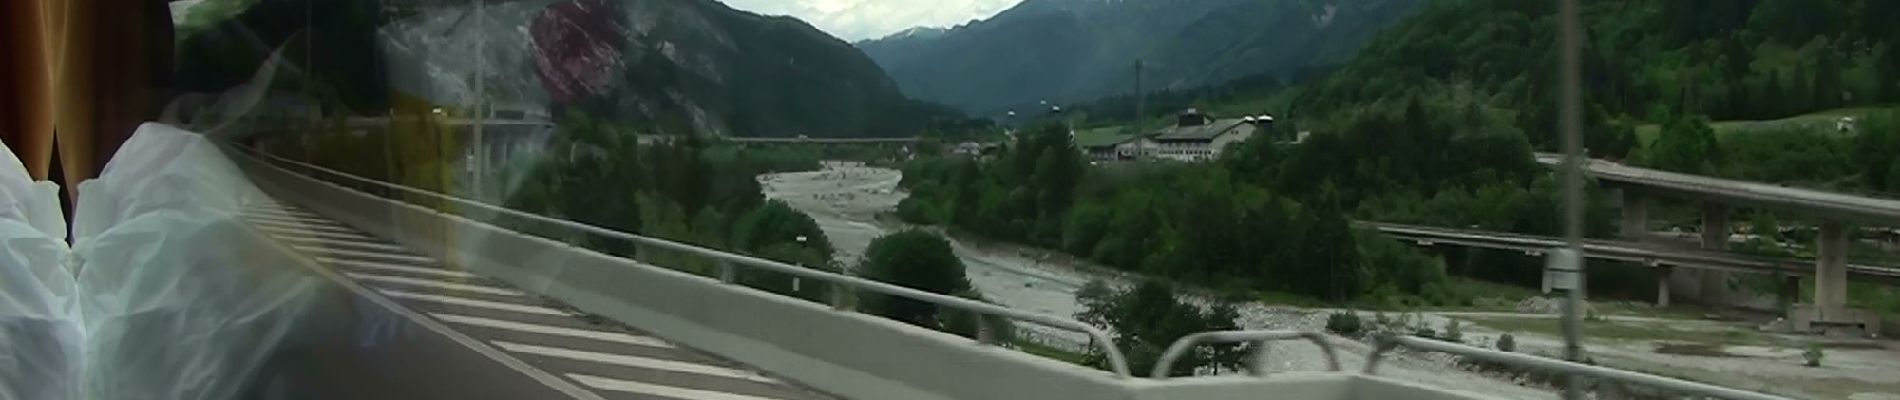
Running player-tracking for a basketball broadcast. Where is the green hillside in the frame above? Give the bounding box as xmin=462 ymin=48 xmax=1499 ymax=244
xmin=856 ymin=0 xmax=1425 ymax=117
xmin=1094 ymin=0 xmax=1893 ymax=160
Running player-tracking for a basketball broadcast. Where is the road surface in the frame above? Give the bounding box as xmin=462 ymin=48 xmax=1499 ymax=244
xmin=242 ymin=201 xmax=837 ymax=400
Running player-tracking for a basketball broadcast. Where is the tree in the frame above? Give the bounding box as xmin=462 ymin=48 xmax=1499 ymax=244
xmin=1885 ymin=158 xmax=1900 ymax=193
xmin=731 ymin=200 xmax=834 ymax=259
xmin=744 ymin=242 xmax=838 ymax=302
xmin=1879 ymin=45 xmax=1900 ymax=103
xmin=1812 ymin=50 xmax=1843 ymax=110
xmin=1585 ymin=105 xmax=1636 ymax=159
xmin=1267 ymin=183 xmax=1364 ymax=302
xmin=730 ymin=200 xmax=838 ymax=301
xmin=1748 ymin=0 xmax=1834 ymax=44
xmin=1075 ymin=280 xmax=1244 ymax=377
xmin=506 ymin=111 xmax=648 ymax=254
xmin=1760 ymin=70 xmax=1785 ymax=117
xmin=1714 ymin=33 xmax=1754 ymax=119
xmin=1854 ymin=112 xmax=1900 ymax=189
xmin=1354 ymin=229 xmax=1454 ymax=306
xmin=859 ymin=230 xmax=972 ymax=329
xmin=1791 ymin=61 xmax=1815 ymax=113
xmin=1644 ymin=115 xmax=1721 ymax=174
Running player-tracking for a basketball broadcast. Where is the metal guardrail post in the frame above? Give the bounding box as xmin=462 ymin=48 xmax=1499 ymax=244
xmin=718 ymin=260 xmax=737 ymax=284
xmin=829 ymin=281 xmax=853 ymax=311
xmin=231 ymin=145 xmax=1134 ymax=377
xmin=975 ymin=315 xmax=996 ymax=345
xmin=1365 ymin=335 xmax=1792 ymax=400
xmin=1150 ymin=331 xmax=1339 ymax=379
xmin=1245 ymin=340 xmax=1270 ymax=377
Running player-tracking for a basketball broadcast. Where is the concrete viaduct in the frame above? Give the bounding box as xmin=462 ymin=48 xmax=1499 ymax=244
xmin=1537 ymin=154 xmax=1890 ymax=333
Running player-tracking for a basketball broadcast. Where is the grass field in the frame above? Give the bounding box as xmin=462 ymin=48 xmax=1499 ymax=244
xmin=1635 ymin=106 xmax=1898 ymax=148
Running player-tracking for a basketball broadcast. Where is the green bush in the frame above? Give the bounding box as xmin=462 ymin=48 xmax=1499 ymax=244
xmin=1803 ymin=343 xmax=1825 ymax=367
xmin=1076 ymin=280 xmax=1244 ymax=377
xmin=1326 ymin=311 xmax=1364 ymax=336
xmin=860 ymin=230 xmax=972 ymax=329
xmin=1442 ymin=319 xmax=1464 ymax=343
xmin=1496 ymin=333 xmax=1516 ymax=352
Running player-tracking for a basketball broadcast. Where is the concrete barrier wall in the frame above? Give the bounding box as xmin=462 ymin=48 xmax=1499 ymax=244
xmin=1127 ymin=374 xmax=1481 ymax=400
xmin=229 ymin=147 xmax=1488 ymax=400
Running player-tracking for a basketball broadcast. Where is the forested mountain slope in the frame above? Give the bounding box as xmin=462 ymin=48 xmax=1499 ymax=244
xmin=857 ymin=0 xmax=1425 ymax=116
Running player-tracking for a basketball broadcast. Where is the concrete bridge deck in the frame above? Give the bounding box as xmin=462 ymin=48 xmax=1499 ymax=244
xmin=1536 ymin=153 xmax=1900 ymax=221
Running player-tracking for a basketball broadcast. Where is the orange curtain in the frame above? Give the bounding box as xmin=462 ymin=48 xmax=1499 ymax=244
xmin=50 ymin=0 xmax=176 ymax=198
xmin=0 ymin=0 xmax=54 ymax=179
xmin=2 ymin=0 xmax=173 ymax=198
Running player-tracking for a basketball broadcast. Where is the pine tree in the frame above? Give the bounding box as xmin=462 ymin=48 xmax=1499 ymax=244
xmin=1721 ymin=34 xmax=1752 ymax=118
xmin=1877 ymin=45 xmax=1899 ymax=103
xmin=1813 ymin=50 xmax=1842 ymax=110
xmin=1762 ymin=70 xmax=1785 ymax=117
xmin=1791 ymin=62 xmax=1814 ymax=113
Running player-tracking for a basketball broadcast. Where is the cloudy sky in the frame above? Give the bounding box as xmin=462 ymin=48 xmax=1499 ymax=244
xmin=721 ymin=0 xmax=1023 ymax=41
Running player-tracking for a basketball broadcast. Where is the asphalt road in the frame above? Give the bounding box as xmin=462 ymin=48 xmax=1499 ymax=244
xmin=242 ymin=201 xmax=836 ymax=400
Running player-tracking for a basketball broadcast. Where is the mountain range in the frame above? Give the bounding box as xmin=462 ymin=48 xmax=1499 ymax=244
xmin=855 ymin=0 xmax=1427 ymax=116
xmin=175 ymin=0 xmax=962 ymax=138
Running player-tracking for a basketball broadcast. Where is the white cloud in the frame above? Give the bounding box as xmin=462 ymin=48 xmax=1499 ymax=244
xmin=720 ymin=0 xmax=1022 ymax=41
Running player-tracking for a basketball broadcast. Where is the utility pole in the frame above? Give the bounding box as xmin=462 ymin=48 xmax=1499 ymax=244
xmin=1556 ymin=1 xmax=1588 ymax=399
xmin=472 ymin=0 xmax=487 ymax=200
xmin=1134 ymin=59 xmax=1146 ymax=160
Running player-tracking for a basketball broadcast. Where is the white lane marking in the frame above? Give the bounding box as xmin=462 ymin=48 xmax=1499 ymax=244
xmin=496 ymin=342 xmax=778 ymax=383
xmin=244 ymin=204 xmax=320 ymax=215
xmin=496 ymin=341 xmax=778 ymax=383
xmin=318 ymin=257 xmax=475 ymax=279
xmin=270 ymin=234 xmax=409 ymax=252
xmin=431 ymin=313 xmax=676 ymax=349
xmin=244 ymin=208 xmax=343 ymax=222
xmin=248 ymin=216 xmax=360 ymax=234
xmin=258 ymin=228 xmax=385 ymax=246
xmin=244 ymin=213 xmax=356 ymax=228
xmin=378 ymin=289 xmax=568 ymax=316
xmin=251 ymin=224 xmax=377 ymax=243
xmin=244 ymin=209 xmax=330 ymax=223
xmin=345 ymin=272 xmax=522 ymax=296
xmin=566 ymin=373 xmax=784 ymax=400
xmin=247 ymin=214 xmax=338 ymax=228
xmin=293 ymin=246 xmax=436 ymax=265
xmin=256 ymin=225 xmax=380 ymax=242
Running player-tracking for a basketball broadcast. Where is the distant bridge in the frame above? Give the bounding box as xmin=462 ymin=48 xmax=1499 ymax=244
xmin=1535 ymin=153 xmax=1900 ymax=222
xmin=1365 ymin=222 xmax=1900 ymax=284
xmin=1367 ymin=220 xmax=1900 ymax=323
xmin=1536 ymin=153 xmax=1893 ymax=332
xmin=726 ymin=136 xmax=921 ymax=145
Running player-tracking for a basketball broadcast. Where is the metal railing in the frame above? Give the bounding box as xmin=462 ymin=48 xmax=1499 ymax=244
xmin=1150 ymin=330 xmax=1340 ymax=379
xmin=1365 ymin=335 xmax=1791 ymax=400
xmin=230 ymin=145 xmax=1135 ymax=378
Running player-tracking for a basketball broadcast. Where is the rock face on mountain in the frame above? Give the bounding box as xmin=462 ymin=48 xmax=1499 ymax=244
xmin=176 ymin=0 xmax=958 ymax=138
xmin=856 ymin=0 xmax=1426 ymax=116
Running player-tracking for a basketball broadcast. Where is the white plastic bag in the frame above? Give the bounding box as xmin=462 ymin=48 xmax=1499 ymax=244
xmin=73 ymin=123 xmax=323 ymax=400
xmin=0 ymin=138 xmax=81 ymax=400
